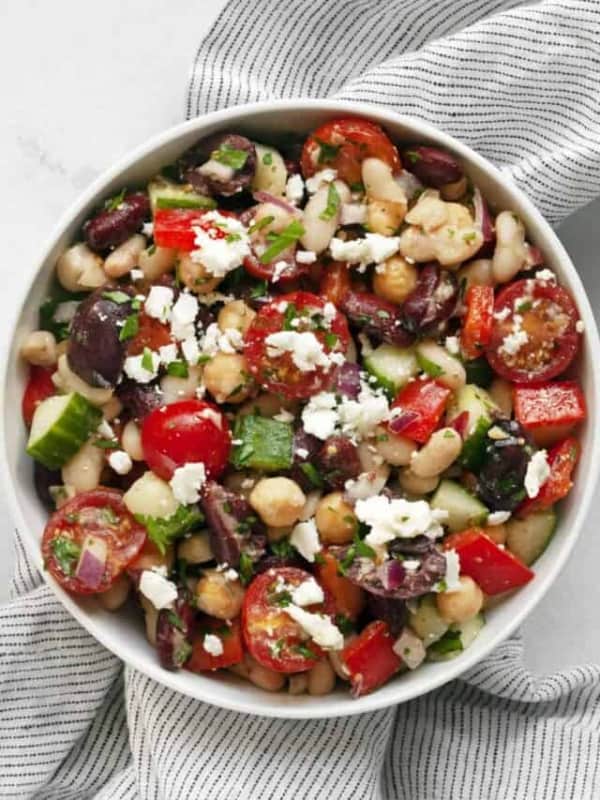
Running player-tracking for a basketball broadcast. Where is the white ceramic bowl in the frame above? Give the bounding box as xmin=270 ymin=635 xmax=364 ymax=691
xmin=3 ymin=100 xmax=600 ymax=719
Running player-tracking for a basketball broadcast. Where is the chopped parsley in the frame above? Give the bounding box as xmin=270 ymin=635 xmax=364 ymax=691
xmin=262 ymin=152 xmax=273 ymax=166
xmin=50 ymin=536 xmax=81 ymax=577
xmin=335 ymin=614 xmax=355 ymax=636
xmin=226 ymin=232 xmax=242 ymax=243
xmin=404 ymin=150 xmax=421 ymax=164
xmin=135 ymin=505 xmax=204 ymax=555
xmin=259 ymin=220 xmax=305 ymax=264
xmin=93 ymin=438 xmax=119 ymax=450
xmin=249 ymin=215 xmax=274 ymax=234
xmin=293 ymin=643 xmax=318 ymax=660
xmin=316 ymin=139 xmax=341 ymax=164
xmin=271 ymin=589 xmax=293 ymax=607
xmin=103 ymin=187 xmax=127 ymax=212
xmin=463 ymin=231 xmax=477 ymax=244
xmin=324 ymin=332 xmax=338 ymax=348
xmin=429 ymin=629 xmax=463 ymax=656
xmin=319 ymin=182 xmax=341 ymax=221
xmin=299 ymin=462 xmax=324 ymax=488
xmin=239 ymin=552 xmax=254 ymax=586
xmin=271 ymin=538 xmax=298 ymax=559
xmin=249 ymin=279 xmax=268 ymax=299
xmin=212 ymin=143 xmax=249 ymax=170
xmin=282 ymin=302 xmax=298 ymax=331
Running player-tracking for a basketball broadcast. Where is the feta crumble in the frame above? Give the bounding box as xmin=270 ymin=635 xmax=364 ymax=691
xmin=169 ymin=462 xmax=207 ymax=505
xmin=442 ymin=549 xmax=461 ymax=591
xmin=139 ymin=570 xmax=178 ymax=610
xmin=190 ymin=211 xmax=250 ymax=277
xmin=123 ymin=351 xmax=160 ymax=383
xmin=340 ymin=202 xmax=367 ymax=226
xmin=145 ymin=286 xmax=174 ymax=323
xmin=200 ymin=322 xmax=244 ymax=356
xmin=576 ymin=320 xmax=585 ymax=333
xmin=108 ymin=450 xmax=133 ymax=475
xmin=273 ymin=409 xmax=295 ymax=423
xmin=355 ymin=495 xmax=448 ymax=548
xmin=499 ymin=328 xmax=529 ymax=357
xmin=291 ymin=577 xmax=324 ymax=607
xmin=289 ymin=518 xmax=321 ymax=563
xmin=265 ymin=331 xmax=331 ymax=372
xmin=203 ymin=633 xmax=224 ymax=657
xmin=285 ymin=174 xmax=305 ymax=204
xmin=524 ymin=450 xmax=550 ymax=499
xmin=271 ymin=260 xmax=289 ymax=283
xmin=158 ymin=344 xmax=178 ymax=365
xmin=329 ymin=233 xmax=400 ymax=269
xmin=296 ymin=250 xmax=317 ymax=264
xmin=445 ymin=336 xmax=460 ymax=355
xmin=285 ymin=605 xmax=344 ymax=650
xmin=536 ymin=269 xmax=555 ymax=282
xmin=97 ymin=420 xmax=115 ymax=439
xmin=171 ymin=293 xmax=199 ymax=341
xmin=305 ymin=168 xmax=337 ymax=194
xmin=487 ymin=510 xmax=512 ymax=525
xmin=301 ymin=392 xmax=339 ymax=439
xmin=181 ymin=337 xmax=200 ymax=365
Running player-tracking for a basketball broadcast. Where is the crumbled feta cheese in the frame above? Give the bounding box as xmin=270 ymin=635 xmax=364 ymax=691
xmin=285 ymin=174 xmax=305 ymax=204
xmin=340 ymin=202 xmax=367 ymax=226
xmin=296 ymin=250 xmax=317 ymax=264
xmin=487 ymin=510 xmax=511 ymax=525
xmin=198 ymin=158 xmax=235 ymax=183
xmin=445 ymin=336 xmax=460 ymax=355
xmin=97 ymin=420 xmax=115 ymax=439
xmin=266 ymin=331 xmax=331 ymax=372
xmin=392 ymin=627 xmax=426 ymax=670
xmin=171 ymin=293 xmax=199 ymax=341
xmin=494 ymin=307 xmax=511 ymax=322
xmin=403 ymin=559 xmax=420 ymax=571
xmin=123 ymin=352 xmax=160 ymax=383
xmin=181 ymin=337 xmax=200 ymax=364
xmin=191 ymin=211 xmax=250 ymax=277
xmin=203 ymin=633 xmax=224 ymax=657
xmin=145 ymin=286 xmax=174 ymax=323
xmin=302 ymin=392 xmax=339 ymax=439
xmin=271 ymin=260 xmax=289 ymax=283
xmin=338 ymin=381 xmax=390 ymax=439
xmin=142 ymin=222 xmax=154 ymax=237
xmin=355 ymin=496 xmax=448 ymax=548
xmin=285 ymin=605 xmax=343 ymax=650
xmin=536 ymin=269 xmax=555 ymax=282
xmin=273 ymin=409 xmax=295 ymax=423
xmin=330 ymin=234 xmax=400 ymax=269
xmin=524 ymin=450 xmax=550 ymax=499
xmin=499 ymin=328 xmax=529 ymax=357
xmin=305 ymin=168 xmax=337 ymax=194
xmin=289 ymin=518 xmax=321 ymax=562
xmin=295 ymin=447 xmax=309 ymax=459
xmin=344 ymin=470 xmax=389 ymax=500
xmin=139 ymin=569 xmax=178 ymax=610
xmin=200 ymin=323 xmax=244 ymax=356
xmin=322 ymin=302 xmax=337 ymax=326
xmin=108 ymin=450 xmax=133 ymax=475
xmin=130 ymin=268 xmax=144 ymax=281
xmin=224 ymin=568 xmax=239 ymax=582
xmin=576 ymin=320 xmax=585 ymax=333
xmin=169 ymin=462 xmax=207 ymax=505
xmin=291 ymin=577 xmax=324 ymax=607
xmin=158 ymin=344 xmax=178 ymax=365
xmin=443 ymin=549 xmax=461 ymax=591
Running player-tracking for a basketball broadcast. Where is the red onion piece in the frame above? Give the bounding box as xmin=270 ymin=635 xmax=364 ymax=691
xmin=389 ymin=409 xmax=419 ymax=435
xmin=449 ymin=410 xmax=469 ymax=439
xmin=473 ymin=187 xmax=496 ymax=256
xmin=378 ymin=559 xmax=406 ymax=592
xmin=75 ymin=537 xmax=107 ymax=590
xmin=252 ymin=191 xmax=299 ymax=215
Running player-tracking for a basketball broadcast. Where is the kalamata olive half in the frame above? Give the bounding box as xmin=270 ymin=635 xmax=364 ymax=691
xmin=316 ymin=436 xmax=362 ymax=491
xmin=68 ymin=285 xmax=134 ymax=388
xmin=289 ymin=429 xmax=323 ymax=491
xmin=180 ymin=133 xmax=257 ymax=197
xmin=366 ymin=595 xmax=407 ymax=636
xmin=201 ymin=481 xmax=266 ymax=568
xmin=156 ymin=591 xmax=195 ymax=671
xmin=403 ymin=146 xmax=463 ymax=188
xmin=116 ymin=380 xmax=163 ymax=421
xmin=84 ymin=192 xmax=150 ymax=253
xmin=476 ymin=419 xmax=535 ymax=511
xmin=341 ymin=546 xmax=446 ymax=600
xmin=341 ymin=291 xmax=414 ymax=346
xmin=401 ymin=263 xmax=458 ymax=336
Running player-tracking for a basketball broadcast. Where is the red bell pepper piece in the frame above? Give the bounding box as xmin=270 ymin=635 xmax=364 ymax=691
xmin=461 ymin=285 xmax=494 ymax=359
xmin=315 ymin=550 xmax=366 ymax=621
xmin=518 ymin=437 xmax=580 ymax=516
xmin=153 ymin=208 xmax=210 ymax=251
xmin=389 ymin=379 xmax=451 ymax=443
xmin=443 ymin=528 xmax=534 ymax=595
xmin=22 ymin=366 xmax=55 ymax=427
xmin=513 ymin=382 xmax=586 ymax=447
xmin=341 ymin=620 xmax=402 ymax=697
xmin=185 ymin=617 xmax=244 ymax=672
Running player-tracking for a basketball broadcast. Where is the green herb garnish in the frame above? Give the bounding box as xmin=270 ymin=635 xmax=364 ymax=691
xmin=239 ymin=552 xmax=254 ymax=586
xmin=212 ymin=144 xmax=248 ymax=170
xmin=299 ymin=462 xmax=324 ymax=488
xmin=249 ymin=215 xmax=274 ymax=234
xmin=104 ymin=188 xmax=127 ymax=212
xmin=135 ymin=505 xmax=204 ymax=555
xmin=293 ymin=643 xmax=318 ymax=659
xmin=259 ymin=220 xmax=305 ymax=264
xmin=102 ymin=290 xmax=131 ymax=304
xmin=119 ymin=313 xmax=139 ymax=342
xmin=249 ymin=279 xmax=268 ymax=299
xmin=93 ymin=438 xmax=119 ymax=450
xmin=335 ymin=614 xmax=355 ymax=636
xmin=262 ymin=152 xmax=273 ymax=166
xmin=316 ymin=139 xmax=341 ymax=164
xmin=50 ymin=536 xmax=81 ymax=577
xmin=167 ymin=361 xmax=189 ymax=378
xmin=319 ymin=182 xmax=341 ymax=221
xmin=141 ymin=347 xmax=154 ymax=372
xmin=324 ymin=332 xmax=338 ymax=348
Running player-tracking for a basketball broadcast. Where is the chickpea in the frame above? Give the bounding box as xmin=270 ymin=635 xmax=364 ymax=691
xmin=138 ymin=245 xmax=177 ymax=282
xmin=131 ymin=544 xmax=174 ymax=574
xmin=367 ymin=198 xmax=405 ymax=236
xmin=372 ymin=426 xmax=416 ymax=467
xmin=104 ymin=234 xmax=146 ymax=278
xmin=489 ymin=377 xmax=513 ymax=417
xmin=399 ymin=467 xmax=439 ymax=496
xmin=218 ymin=300 xmax=256 ymax=335
xmin=62 ymin=441 xmax=105 ymax=493
xmin=177 ymin=532 xmax=213 ymax=564
xmin=307 ymin=659 xmax=337 ymax=696
xmin=97 ymin=573 xmax=130 ymax=611
xmin=288 ymin=673 xmax=308 ymax=695
xmin=124 ymin=471 xmax=179 ymax=519
xmin=267 ymin=525 xmax=293 ymax=543
xmin=56 ymin=243 xmax=105 ymax=292
xmin=121 ymin=420 xmax=144 ymax=461
xmin=20 ymin=330 xmax=57 ymax=367
xmin=195 ymin=569 xmax=245 ymax=619
xmin=436 ymin=576 xmax=484 ymax=624
xmin=315 ymin=492 xmax=357 ymax=545
xmin=456 ymin=258 xmax=494 ymax=289
xmin=249 ymin=477 xmax=306 ymax=527
xmin=203 ymin=353 xmax=253 ymax=404
xmin=179 ymin=252 xmax=222 ymax=294
xmin=373 ymin=255 xmax=418 ymax=305
xmin=239 ymin=392 xmax=297 ymax=419
xmin=231 ymin=654 xmax=286 ymax=692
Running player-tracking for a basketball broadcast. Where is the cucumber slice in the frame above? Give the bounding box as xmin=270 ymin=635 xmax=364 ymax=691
xmin=505 ymin=508 xmax=556 ymax=566
xmin=27 ymin=392 xmax=103 ymax=470
xmin=408 ymin=595 xmax=449 ymax=646
xmin=230 ymin=414 xmax=293 ymax=472
xmin=363 ymin=343 xmax=418 ymax=395
xmin=448 ymin=384 xmax=498 ymax=471
xmin=430 ymin=479 xmax=489 ymax=532
xmin=427 ymin=613 xmax=485 ymax=662
xmin=149 ymin=177 xmax=216 ymax=211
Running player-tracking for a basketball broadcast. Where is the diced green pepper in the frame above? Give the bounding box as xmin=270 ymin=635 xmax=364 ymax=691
xmin=230 ymin=415 xmax=293 ymax=472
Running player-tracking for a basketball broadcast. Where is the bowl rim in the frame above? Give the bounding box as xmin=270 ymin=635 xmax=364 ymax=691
xmin=3 ymin=98 xmax=600 ymax=719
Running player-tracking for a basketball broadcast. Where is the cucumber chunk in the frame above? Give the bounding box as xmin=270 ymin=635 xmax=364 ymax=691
xmin=448 ymin=384 xmax=498 ymax=471
xmin=427 ymin=613 xmax=485 ymax=662
xmin=230 ymin=414 xmax=293 ymax=472
xmin=27 ymin=392 xmax=103 ymax=470
xmin=408 ymin=595 xmax=449 ymax=646
xmin=505 ymin=508 xmax=556 ymax=566
xmin=149 ymin=177 xmax=216 ymax=211
xmin=363 ymin=343 xmax=418 ymax=395
xmin=431 ymin=479 xmax=489 ymax=532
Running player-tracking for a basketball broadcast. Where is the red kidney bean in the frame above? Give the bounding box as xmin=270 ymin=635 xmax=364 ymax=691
xmin=317 ymin=436 xmax=362 ymax=491
xmin=401 ymin=263 xmax=458 ymax=336
xmin=341 ymin=291 xmax=414 ymax=346
xmin=84 ymin=192 xmax=150 ymax=252
xmin=403 ymin=146 xmax=464 ymax=188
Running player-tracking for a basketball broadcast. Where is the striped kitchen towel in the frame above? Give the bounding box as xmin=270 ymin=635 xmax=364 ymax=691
xmin=3 ymin=1 xmax=600 ymax=798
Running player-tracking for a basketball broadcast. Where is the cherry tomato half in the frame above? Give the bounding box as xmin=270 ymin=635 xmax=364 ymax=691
xmin=22 ymin=366 xmax=55 ymax=427
xmin=486 ymin=279 xmax=580 ymax=384
xmin=141 ymin=399 xmax=231 ymax=481
xmin=42 ymin=488 xmax=147 ymax=594
xmin=242 ymin=567 xmax=334 ymax=673
xmin=301 ymin=117 xmax=401 ymax=186
xmin=243 ymin=291 xmax=350 ymax=399
xmin=186 ymin=617 xmax=244 ymax=672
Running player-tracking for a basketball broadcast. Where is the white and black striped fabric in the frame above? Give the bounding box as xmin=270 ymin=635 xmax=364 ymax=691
xmin=3 ymin=1 xmax=600 ymax=798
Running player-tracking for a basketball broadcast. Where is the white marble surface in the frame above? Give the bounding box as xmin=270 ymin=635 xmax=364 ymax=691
xmin=2 ymin=0 xmax=600 ymax=676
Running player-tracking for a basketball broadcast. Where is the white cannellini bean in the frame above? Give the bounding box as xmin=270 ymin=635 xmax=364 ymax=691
xmin=492 ymin=210 xmax=528 ymax=283
xmin=138 ymin=245 xmax=177 ymax=281
xmin=307 ymin=659 xmax=337 ymax=696
xmin=301 ymin=179 xmax=350 ymax=253
xmin=123 ymin=471 xmax=179 ymax=519
xmin=103 ymin=234 xmax=146 ymax=278
xmin=235 ymin=654 xmax=286 ymax=692
xmin=101 ymin=396 xmax=123 ymax=422
xmin=251 ymin=144 xmax=288 ymax=196
xmin=410 ymin=428 xmax=462 ymax=478
xmin=398 ymin=468 xmax=440 ymax=496
xmin=122 ymin=420 xmax=144 ymax=461
xmin=415 ymin=340 xmax=466 ymax=390
xmin=97 ymin=573 xmax=131 ymax=611
xmin=61 ymin=440 xmax=105 ymax=493
xmin=457 ymin=258 xmax=494 ymax=289
xmin=160 ymin=366 xmax=202 ymax=404
xmin=372 ymin=425 xmax=416 ymax=467
xmin=20 ymin=331 xmax=57 ymax=367
xmin=362 ymin=158 xmax=408 ymax=235
xmin=489 ymin=377 xmax=513 ymax=417
xmin=56 ymin=243 xmax=105 ymax=292
xmin=53 ymin=354 xmax=113 ymax=406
